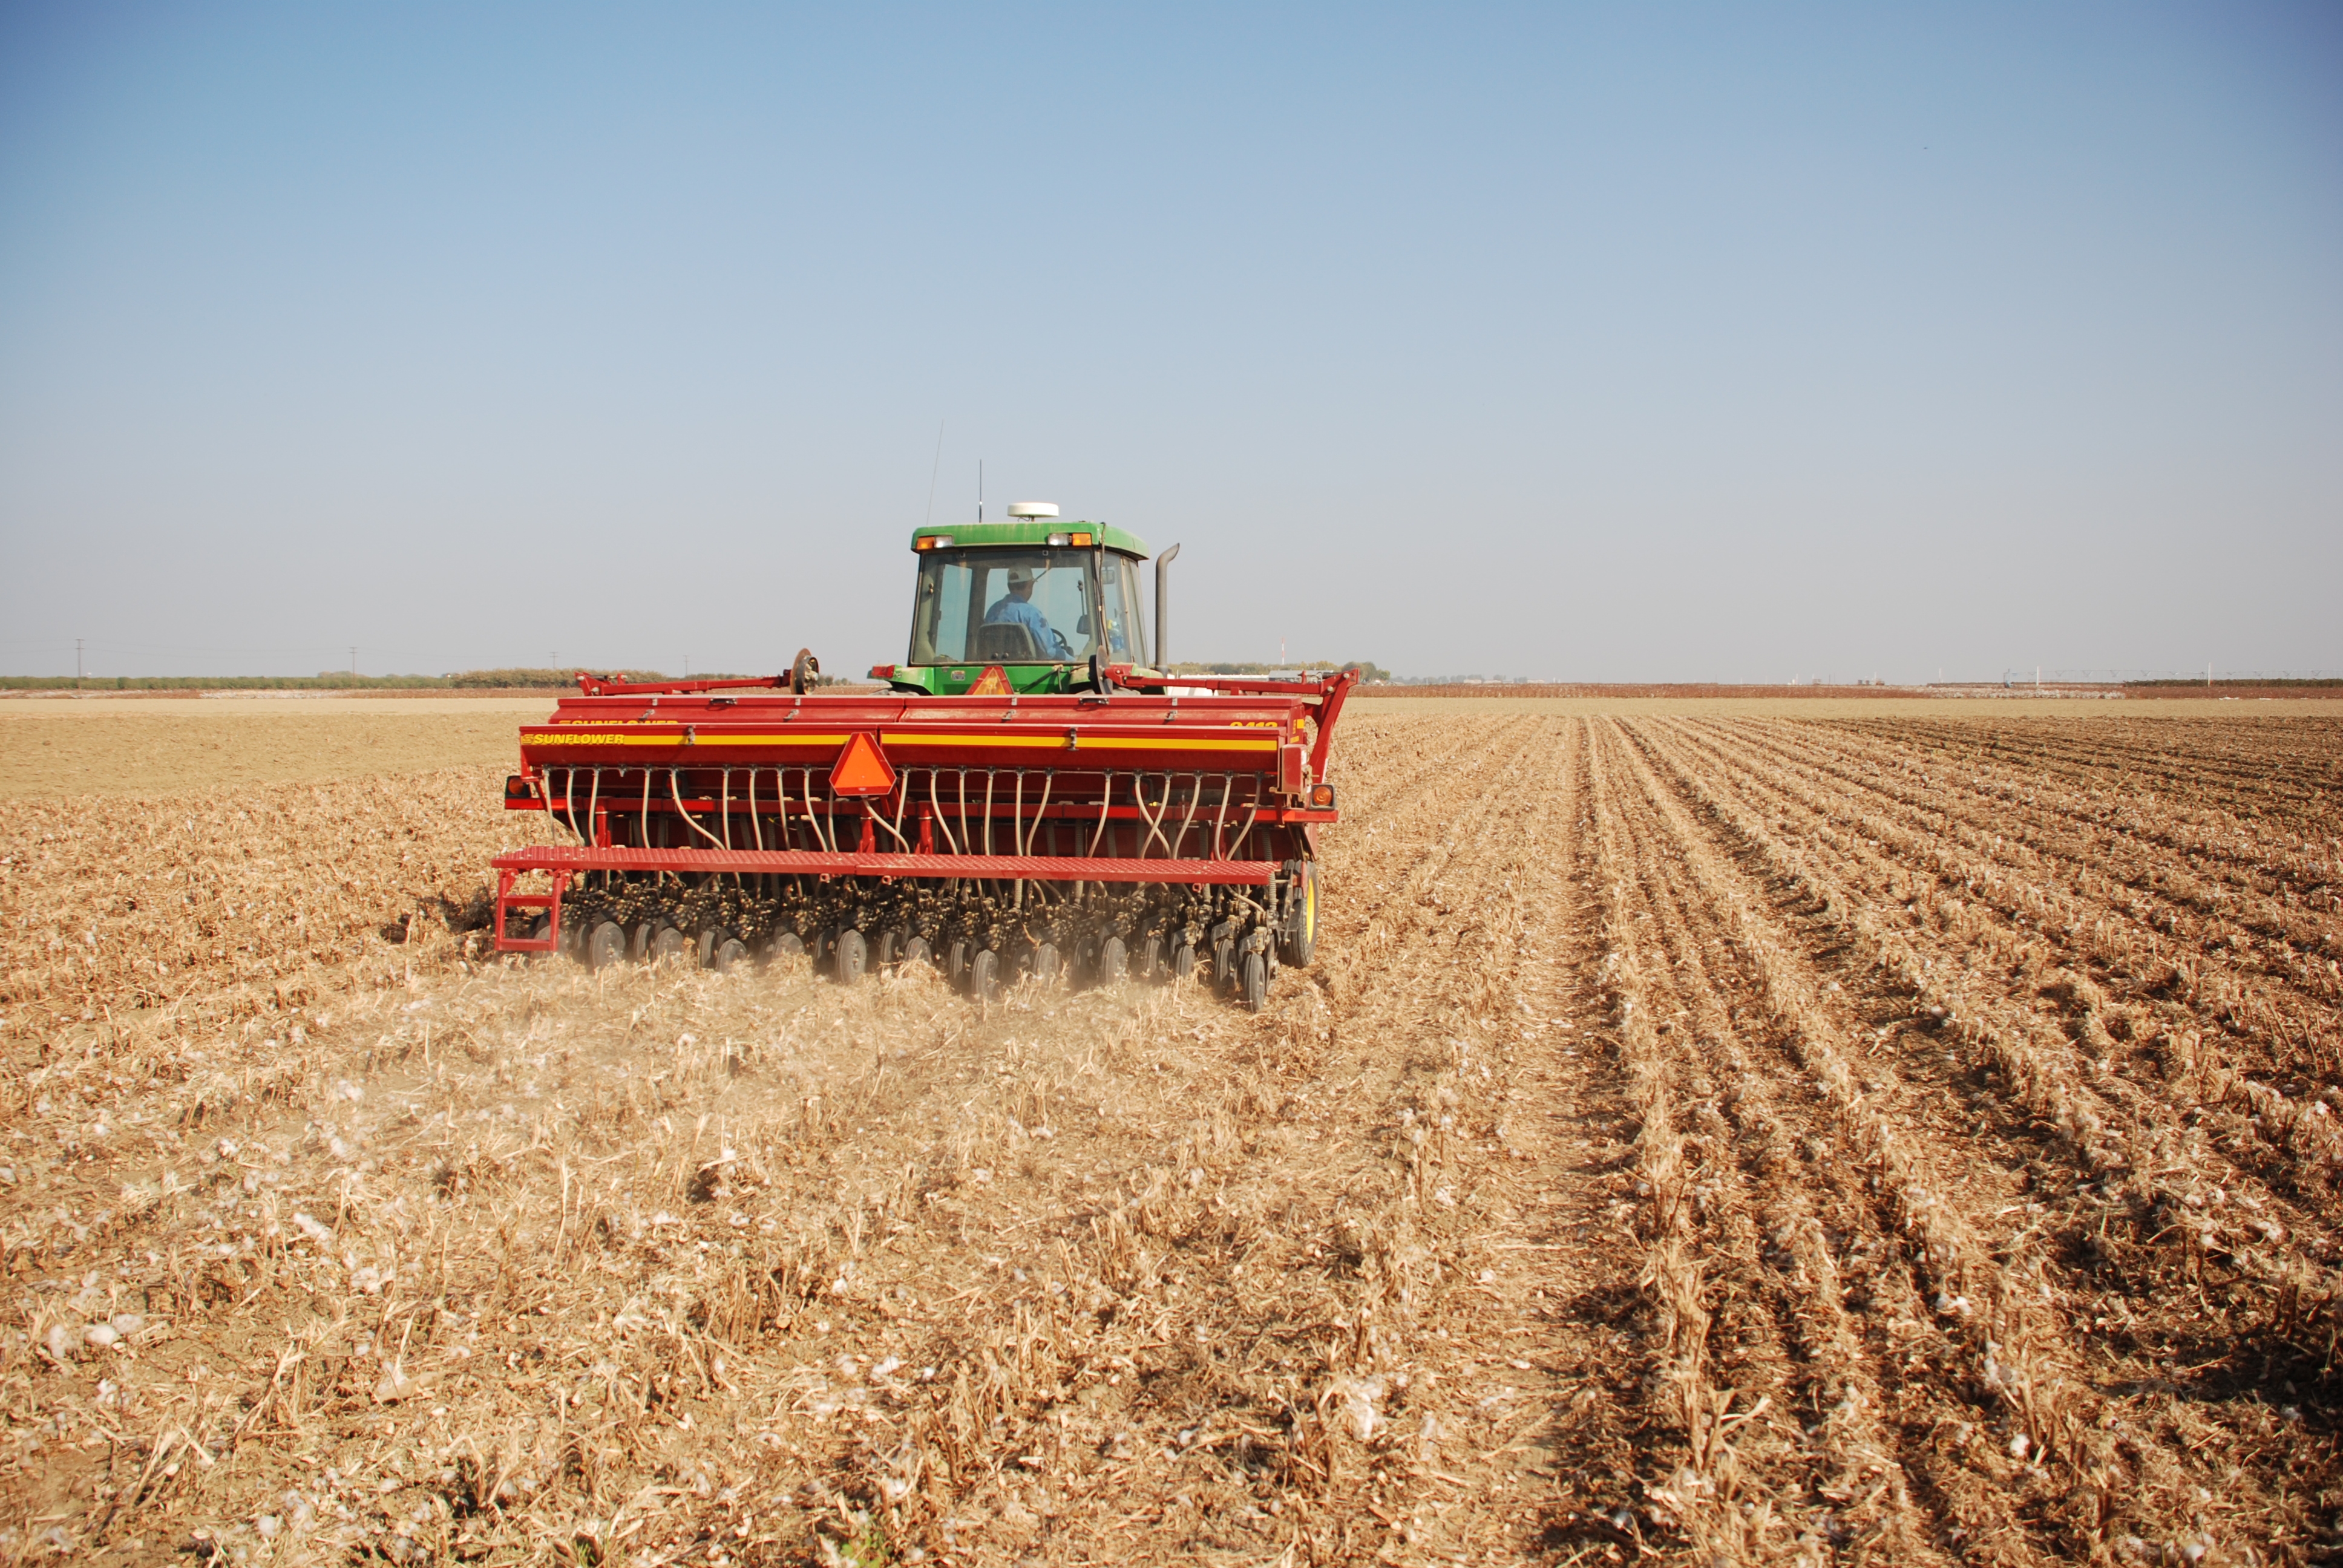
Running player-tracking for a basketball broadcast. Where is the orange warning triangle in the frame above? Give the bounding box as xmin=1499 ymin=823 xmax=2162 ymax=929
xmin=829 ymin=731 xmax=897 ymax=797
xmin=966 ymin=664 xmax=1012 ymax=696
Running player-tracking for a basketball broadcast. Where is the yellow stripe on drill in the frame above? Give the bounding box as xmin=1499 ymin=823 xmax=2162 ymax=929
xmin=528 ymin=731 xmax=1280 ymax=754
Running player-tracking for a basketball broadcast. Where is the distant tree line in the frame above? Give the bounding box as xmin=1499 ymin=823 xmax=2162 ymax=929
xmin=0 ymin=668 xmax=748 ymax=692
xmin=1162 ymin=661 xmax=1391 ymax=683
xmin=2126 ymin=677 xmax=2343 ymax=689
xmin=6 ymin=661 xmax=1395 ymax=692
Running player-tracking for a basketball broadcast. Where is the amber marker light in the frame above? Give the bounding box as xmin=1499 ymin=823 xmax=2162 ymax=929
xmin=1309 ymin=783 xmax=1336 ymax=808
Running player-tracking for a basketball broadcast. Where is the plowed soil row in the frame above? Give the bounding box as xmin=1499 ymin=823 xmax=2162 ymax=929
xmin=0 ymin=713 xmax=2336 ymax=1566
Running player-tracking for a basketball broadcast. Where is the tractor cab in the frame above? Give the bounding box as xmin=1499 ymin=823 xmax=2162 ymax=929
xmin=876 ymin=514 xmax=1158 ymax=695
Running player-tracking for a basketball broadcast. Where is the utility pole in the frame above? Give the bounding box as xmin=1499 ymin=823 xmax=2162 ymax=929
xmin=76 ymin=638 xmax=84 ymax=681
xmin=350 ymin=646 xmax=358 ymax=678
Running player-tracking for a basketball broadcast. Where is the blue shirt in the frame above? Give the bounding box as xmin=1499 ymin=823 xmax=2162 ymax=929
xmin=983 ymin=594 xmax=1072 ymax=659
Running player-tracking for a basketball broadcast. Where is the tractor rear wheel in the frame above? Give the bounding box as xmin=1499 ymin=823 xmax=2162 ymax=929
xmin=1279 ymin=861 xmax=1318 ymax=969
xmin=650 ymin=926 xmax=687 ymax=964
xmin=1240 ymin=950 xmax=1268 ymax=1013
xmin=1096 ymin=936 xmax=1127 ymax=985
xmin=969 ymin=949 xmax=1000 ymax=1002
xmin=587 ymin=921 xmax=626 ymax=971
xmin=713 ymin=937 xmax=749 ymax=972
xmin=834 ymin=929 xmax=867 ymax=985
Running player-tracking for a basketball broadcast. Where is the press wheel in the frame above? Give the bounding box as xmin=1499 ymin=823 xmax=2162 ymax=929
xmin=1279 ymin=860 xmax=1318 ymax=969
xmin=1096 ymin=936 xmax=1127 ymax=985
xmin=969 ymin=949 xmax=1000 ymax=1002
xmin=1240 ymin=949 xmax=1268 ymax=1012
xmin=834 ymin=928 xmax=867 ymax=985
xmin=587 ymin=921 xmax=626 ymax=971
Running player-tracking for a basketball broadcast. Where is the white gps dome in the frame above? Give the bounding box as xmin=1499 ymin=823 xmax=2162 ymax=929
xmin=1006 ymin=501 xmax=1059 ymax=519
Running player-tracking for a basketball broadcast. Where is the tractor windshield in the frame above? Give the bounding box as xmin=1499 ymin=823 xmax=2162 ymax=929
xmin=908 ymin=549 xmax=1149 ymax=666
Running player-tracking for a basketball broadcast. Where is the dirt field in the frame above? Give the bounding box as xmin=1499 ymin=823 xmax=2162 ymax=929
xmin=3 ymin=707 xmax=2340 ymax=1565
xmin=0 ymin=701 xmax=548 ymax=800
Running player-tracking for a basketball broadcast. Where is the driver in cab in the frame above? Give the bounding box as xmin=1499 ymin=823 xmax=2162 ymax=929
xmin=983 ymin=567 xmax=1073 ymax=659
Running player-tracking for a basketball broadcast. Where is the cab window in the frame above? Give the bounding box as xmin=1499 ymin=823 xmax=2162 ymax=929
xmin=909 ymin=549 xmax=1099 ymax=664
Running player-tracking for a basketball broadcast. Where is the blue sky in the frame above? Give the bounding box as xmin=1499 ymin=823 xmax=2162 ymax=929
xmin=2 ymin=3 xmax=2337 ymax=681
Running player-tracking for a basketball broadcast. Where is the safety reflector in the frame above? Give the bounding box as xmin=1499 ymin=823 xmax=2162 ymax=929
xmin=830 ymin=732 xmax=897 ymax=796
xmin=966 ymin=664 xmax=1013 ymax=696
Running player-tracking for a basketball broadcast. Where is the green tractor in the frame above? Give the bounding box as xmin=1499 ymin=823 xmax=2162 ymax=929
xmin=868 ymin=506 xmax=1176 ymax=696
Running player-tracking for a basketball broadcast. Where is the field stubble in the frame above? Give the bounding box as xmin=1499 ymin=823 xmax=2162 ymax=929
xmin=0 ymin=710 xmax=2339 ymax=1565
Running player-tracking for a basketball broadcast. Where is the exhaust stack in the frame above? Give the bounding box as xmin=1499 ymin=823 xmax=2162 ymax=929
xmin=1155 ymin=543 xmax=1181 ymax=668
